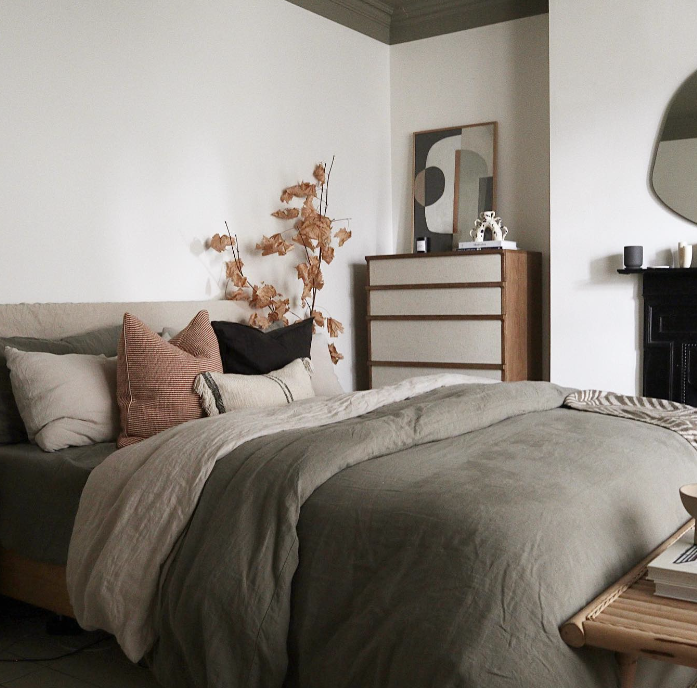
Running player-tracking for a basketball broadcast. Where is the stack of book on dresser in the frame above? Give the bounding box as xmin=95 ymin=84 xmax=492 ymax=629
xmin=457 ymin=240 xmax=517 ymax=251
xmin=647 ymin=530 xmax=697 ymax=602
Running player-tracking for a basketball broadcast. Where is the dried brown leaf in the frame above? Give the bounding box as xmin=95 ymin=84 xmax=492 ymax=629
xmin=328 ymin=343 xmax=343 ymax=365
xmin=292 ymin=230 xmax=317 ymax=252
xmin=311 ymin=310 xmax=325 ymax=328
xmin=249 ymin=283 xmax=277 ymax=309
xmin=313 ymin=164 xmax=326 ymax=184
xmin=326 ymin=318 xmax=344 ymax=338
xmin=210 ymin=233 xmax=234 ymax=252
xmin=296 ymin=257 xmax=324 ymax=301
xmin=296 ymin=214 xmax=331 ymax=250
xmin=335 ymin=228 xmax=352 ymax=247
xmin=272 ymin=298 xmax=290 ymax=319
xmin=309 ymin=256 xmax=324 ymax=292
xmin=226 ymin=288 xmax=249 ymax=302
xmin=291 ymin=234 xmax=313 ymax=251
xmin=271 ymin=208 xmax=300 ymax=220
xmin=249 ymin=312 xmax=270 ymax=330
xmin=225 ymin=260 xmax=247 ymax=288
xmin=280 ymin=182 xmax=317 ymax=203
xmin=318 ymin=221 xmax=332 ymax=249
xmin=296 ymin=262 xmax=313 ymax=302
xmin=256 ymin=233 xmax=294 ymax=256
xmin=321 ymin=246 xmax=335 ymax=264
xmin=301 ymin=195 xmax=316 ymax=220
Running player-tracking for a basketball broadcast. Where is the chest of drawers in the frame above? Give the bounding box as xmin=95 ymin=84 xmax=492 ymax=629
xmin=366 ymin=250 xmax=542 ymax=388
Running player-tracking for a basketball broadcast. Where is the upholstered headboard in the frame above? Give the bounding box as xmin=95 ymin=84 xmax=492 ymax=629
xmin=0 ymin=300 xmax=250 ymax=339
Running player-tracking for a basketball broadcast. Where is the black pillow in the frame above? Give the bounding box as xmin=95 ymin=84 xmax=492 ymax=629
xmin=211 ymin=318 xmax=313 ymax=375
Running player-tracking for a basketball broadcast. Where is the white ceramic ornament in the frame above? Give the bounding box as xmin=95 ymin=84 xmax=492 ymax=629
xmin=679 ymin=242 xmax=693 ymax=268
xmin=471 ymin=211 xmax=508 ymax=243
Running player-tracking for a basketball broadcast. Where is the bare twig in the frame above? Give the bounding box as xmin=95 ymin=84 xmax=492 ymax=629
xmin=318 ymin=165 xmax=325 ymax=223
xmin=298 ymin=233 xmax=312 ymax=264
xmin=311 ymin=247 xmax=322 ymax=313
xmin=324 ymin=155 xmax=335 ymax=216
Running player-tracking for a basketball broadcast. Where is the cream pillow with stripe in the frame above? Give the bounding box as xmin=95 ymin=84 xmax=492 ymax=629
xmin=195 ymin=358 xmax=314 ymax=416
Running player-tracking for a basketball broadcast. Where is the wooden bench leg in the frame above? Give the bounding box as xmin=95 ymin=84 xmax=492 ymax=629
xmin=616 ymin=652 xmax=638 ymax=688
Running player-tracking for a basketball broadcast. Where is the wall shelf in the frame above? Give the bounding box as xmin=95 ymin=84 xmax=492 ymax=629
xmin=617 ymin=268 xmax=697 ymax=275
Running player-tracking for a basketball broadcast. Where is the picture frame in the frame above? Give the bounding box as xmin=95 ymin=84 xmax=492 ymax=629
xmin=412 ymin=122 xmax=497 ymax=252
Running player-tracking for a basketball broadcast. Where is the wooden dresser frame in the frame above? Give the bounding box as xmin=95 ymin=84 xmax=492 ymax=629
xmin=365 ymin=250 xmax=543 ymax=388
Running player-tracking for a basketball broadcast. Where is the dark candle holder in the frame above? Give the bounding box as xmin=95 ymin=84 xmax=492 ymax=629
xmin=624 ymin=246 xmax=643 ymax=269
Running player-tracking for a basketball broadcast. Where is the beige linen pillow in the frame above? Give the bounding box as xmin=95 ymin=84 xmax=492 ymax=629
xmin=4 ymin=347 xmax=119 ymax=452
xmin=195 ymin=358 xmax=315 ymax=416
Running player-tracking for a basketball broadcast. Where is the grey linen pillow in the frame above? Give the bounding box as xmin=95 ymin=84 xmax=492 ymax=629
xmin=0 ymin=326 xmax=121 ymax=445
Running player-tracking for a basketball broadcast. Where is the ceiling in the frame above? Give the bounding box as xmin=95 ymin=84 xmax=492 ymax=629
xmin=286 ymin=0 xmax=548 ymax=44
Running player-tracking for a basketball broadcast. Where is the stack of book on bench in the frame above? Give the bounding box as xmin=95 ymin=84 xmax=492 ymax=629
xmin=648 ymin=530 xmax=697 ymax=602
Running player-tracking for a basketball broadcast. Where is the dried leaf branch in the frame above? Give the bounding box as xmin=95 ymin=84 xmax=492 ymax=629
xmin=208 ymin=160 xmax=351 ymax=364
xmin=268 ymin=160 xmax=350 ymax=362
xmin=209 ymin=224 xmax=294 ymax=328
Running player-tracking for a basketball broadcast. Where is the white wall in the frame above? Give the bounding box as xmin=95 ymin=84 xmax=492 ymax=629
xmin=549 ymin=0 xmax=697 ymax=392
xmin=0 ymin=0 xmax=392 ymax=391
xmin=390 ymin=15 xmax=551 ymax=376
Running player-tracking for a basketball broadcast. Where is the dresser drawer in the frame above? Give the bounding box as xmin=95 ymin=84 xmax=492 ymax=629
xmin=369 ymin=319 xmax=502 ymax=364
xmin=369 ymin=287 xmax=501 ymax=316
xmin=369 ymin=254 xmax=501 ymax=286
xmin=371 ymin=365 xmax=502 ymax=388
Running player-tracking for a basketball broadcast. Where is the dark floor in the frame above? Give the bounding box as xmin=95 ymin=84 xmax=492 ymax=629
xmin=0 ymin=597 xmax=161 ymax=687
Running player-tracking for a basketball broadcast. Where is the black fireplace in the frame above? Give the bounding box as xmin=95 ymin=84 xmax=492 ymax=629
xmin=640 ymin=270 xmax=697 ymax=405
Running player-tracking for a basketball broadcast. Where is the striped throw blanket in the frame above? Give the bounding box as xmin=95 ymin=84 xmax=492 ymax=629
xmin=565 ymin=390 xmax=697 ymax=449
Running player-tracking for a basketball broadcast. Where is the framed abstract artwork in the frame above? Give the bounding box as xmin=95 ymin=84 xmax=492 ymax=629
xmin=412 ymin=122 xmax=497 ymax=252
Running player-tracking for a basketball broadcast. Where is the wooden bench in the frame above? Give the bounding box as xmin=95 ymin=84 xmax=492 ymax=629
xmin=561 ymin=520 xmax=697 ymax=688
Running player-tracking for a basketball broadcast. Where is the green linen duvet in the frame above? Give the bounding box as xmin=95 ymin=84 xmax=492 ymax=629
xmin=135 ymin=382 xmax=697 ymax=688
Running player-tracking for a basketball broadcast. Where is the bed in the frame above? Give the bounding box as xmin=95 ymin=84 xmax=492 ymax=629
xmin=3 ymin=300 xmax=697 ymax=688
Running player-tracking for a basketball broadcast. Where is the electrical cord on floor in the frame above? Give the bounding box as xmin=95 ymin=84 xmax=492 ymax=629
xmin=0 ymin=632 xmax=111 ymax=662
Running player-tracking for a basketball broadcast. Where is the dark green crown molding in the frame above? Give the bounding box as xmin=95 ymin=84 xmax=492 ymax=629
xmin=391 ymin=0 xmax=548 ymax=43
xmin=286 ymin=0 xmax=548 ymax=45
xmin=287 ymin=0 xmax=393 ymax=43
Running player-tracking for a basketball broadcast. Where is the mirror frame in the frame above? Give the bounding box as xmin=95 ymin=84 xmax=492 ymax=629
xmin=649 ymin=69 xmax=697 ymax=226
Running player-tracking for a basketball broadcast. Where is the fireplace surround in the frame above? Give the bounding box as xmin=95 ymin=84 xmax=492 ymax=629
xmin=625 ymin=268 xmax=697 ymax=405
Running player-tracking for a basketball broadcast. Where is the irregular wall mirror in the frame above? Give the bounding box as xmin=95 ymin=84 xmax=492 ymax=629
xmin=413 ymin=122 xmax=497 ymax=252
xmin=651 ymin=70 xmax=697 ymax=225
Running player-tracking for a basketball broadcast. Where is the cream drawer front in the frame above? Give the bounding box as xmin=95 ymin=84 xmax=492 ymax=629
xmin=370 ymin=287 xmax=501 ymax=316
xmin=371 ymin=366 xmax=502 ymax=388
xmin=370 ymin=320 xmax=502 ymax=364
xmin=369 ymin=255 xmax=501 ymax=286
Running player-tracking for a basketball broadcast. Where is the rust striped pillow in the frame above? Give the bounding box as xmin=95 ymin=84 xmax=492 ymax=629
xmin=116 ymin=310 xmax=223 ymax=448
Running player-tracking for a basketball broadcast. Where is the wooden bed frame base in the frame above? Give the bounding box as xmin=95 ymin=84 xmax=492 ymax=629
xmin=0 ymin=548 xmax=73 ymax=617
